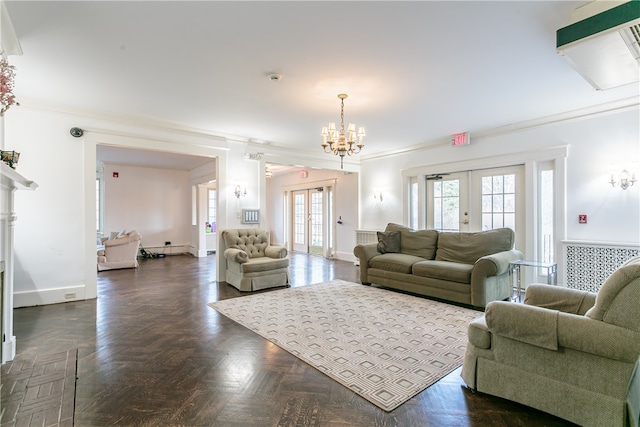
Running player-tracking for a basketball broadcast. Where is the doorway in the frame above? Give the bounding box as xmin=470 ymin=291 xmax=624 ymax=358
xmin=292 ymin=188 xmax=325 ymax=254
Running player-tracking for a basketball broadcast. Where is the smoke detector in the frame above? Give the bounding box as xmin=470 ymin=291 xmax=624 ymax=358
xmin=267 ymin=72 xmax=282 ymax=81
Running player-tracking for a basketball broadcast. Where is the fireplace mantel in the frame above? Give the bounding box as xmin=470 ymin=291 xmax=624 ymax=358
xmin=1 ymin=162 xmax=37 ymax=363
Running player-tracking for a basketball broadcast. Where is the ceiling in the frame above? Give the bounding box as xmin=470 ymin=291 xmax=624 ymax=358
xmin=4 ymin=1 xmax=639 ymax=170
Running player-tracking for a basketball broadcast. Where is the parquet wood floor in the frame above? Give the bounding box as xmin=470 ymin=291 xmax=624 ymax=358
xmin=10 ymin=253 xmax=576 ymax=426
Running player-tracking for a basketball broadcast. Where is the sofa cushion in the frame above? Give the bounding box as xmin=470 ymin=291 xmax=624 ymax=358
xmin=412 ymin=260 xmax=473 ymax=284
xmin=435 ymin=228 xmax=514 ymax=265
xmin=369 ymin=253 xmax=425 ymax=274
xmin=377 ymin=231 xmax=401 ymax=254
xmin=241 ymin=257 xmax=289 ymax=273
xmin=385 ymin=223 xmax=438 ymax=259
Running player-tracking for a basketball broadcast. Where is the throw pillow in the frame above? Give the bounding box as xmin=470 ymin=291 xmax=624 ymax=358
xmin=377 ymin=231 xmax=401 ymax=254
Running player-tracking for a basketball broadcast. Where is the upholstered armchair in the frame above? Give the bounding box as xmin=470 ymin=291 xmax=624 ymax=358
xmin=97 ymin=231 xmax=142 ymax=271
xmin=221 ymin=229 xmax=289 ymax=292
xmin=461 ymin=256 xmax=640 ymax=427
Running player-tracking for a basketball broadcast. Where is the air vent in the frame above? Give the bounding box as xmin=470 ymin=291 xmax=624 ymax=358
xmin=557 ymin=0 xmax=640 ymax=90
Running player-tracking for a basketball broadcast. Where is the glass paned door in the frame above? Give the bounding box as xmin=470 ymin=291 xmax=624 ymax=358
xmin=291 ymin=188 xmax=324 ymax=254
xmin=309 ymin=190 xmax=323 ymax=254
xmin=293 ymin=191 xmax=307 ymax=252
xmin=427 ymin=173 xmax=469 ymax=231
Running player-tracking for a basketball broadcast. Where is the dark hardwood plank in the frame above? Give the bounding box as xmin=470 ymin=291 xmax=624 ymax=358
xmin=10 ymin=253 xmax=576 ymax=426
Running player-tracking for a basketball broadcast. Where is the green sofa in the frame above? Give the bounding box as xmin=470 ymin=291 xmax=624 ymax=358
xmin=353 ymin=223 xmax=523 ymax=309
xmin=461 ymin=256 xmax=640 ymax=427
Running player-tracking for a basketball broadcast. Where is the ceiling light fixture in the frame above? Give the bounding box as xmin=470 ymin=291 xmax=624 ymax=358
xmin=321 ymin=94 xmax=365 ymax=169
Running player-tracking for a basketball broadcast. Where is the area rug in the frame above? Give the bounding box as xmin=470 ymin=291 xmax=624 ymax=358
xmin=209 ymin=280 xmax=481 ymax=411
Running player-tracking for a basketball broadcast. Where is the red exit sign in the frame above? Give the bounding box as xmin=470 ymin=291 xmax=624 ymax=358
xmin=452 ymin=133 xmax=470 ymax=146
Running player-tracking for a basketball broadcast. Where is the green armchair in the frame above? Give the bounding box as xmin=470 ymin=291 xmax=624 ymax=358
xmin=461 ymin=256 xmax=640 ymax=427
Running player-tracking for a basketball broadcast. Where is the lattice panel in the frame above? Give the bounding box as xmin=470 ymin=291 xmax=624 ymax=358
xmin=565 ymin=244 xmax=640 ymax=292
xmin=355 ymin=230 xmax=378 ymax=245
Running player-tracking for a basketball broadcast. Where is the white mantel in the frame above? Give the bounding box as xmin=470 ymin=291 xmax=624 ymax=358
xmin=1 ymin=162 xmax=37 ymax=363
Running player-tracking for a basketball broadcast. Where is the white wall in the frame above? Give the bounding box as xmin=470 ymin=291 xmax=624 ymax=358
xmin=358 ymin=106 xmax=640 ymax=246
xmin=102 ymin=163 xmax=191 ymax=252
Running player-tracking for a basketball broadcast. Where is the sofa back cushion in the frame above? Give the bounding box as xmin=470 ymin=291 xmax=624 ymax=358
xmin=384 ymin=223 xmax=438 ymax=259
xmin=222 ymin=229 xmax=269 ymax=259
xmin=585 ymin=256 xmax=640 ymax=331
xmin=435 ymin=228 xmax=514 ymax=265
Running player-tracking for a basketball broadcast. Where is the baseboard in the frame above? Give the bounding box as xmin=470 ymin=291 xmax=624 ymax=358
xmin=13 ymin=284 xmax=89 ymax=308
xmin=333 ymin=250 xmax=357 ymax=264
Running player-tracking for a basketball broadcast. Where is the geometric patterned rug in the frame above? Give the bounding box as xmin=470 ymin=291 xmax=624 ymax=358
xmin=0 ymin=349 xmax=77 ymax=426
xmin=209 ymin=280 xmax=481 ymax=411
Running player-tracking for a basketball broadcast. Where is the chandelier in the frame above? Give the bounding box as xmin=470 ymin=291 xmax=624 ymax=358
xmin=321 ymin=94 xmax=365 ymax=169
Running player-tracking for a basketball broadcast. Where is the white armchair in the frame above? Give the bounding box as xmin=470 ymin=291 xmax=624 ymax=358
xmin=97 ymin=231 xmax=142 ymax=271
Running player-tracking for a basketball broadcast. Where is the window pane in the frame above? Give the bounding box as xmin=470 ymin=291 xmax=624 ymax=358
xmin=492 ymin=195 xmax=503 ymax=212
xmin=482 ymin=176 xmax=492 ymax=194
xmin=493 ymin=176 xmax=503 ymax=193
xmin=504 ymin=174 xmax=515 ymax=193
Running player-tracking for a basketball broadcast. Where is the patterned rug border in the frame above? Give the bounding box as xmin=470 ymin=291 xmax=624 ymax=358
xmin=209 ymin=280 xmax=481 ymax=411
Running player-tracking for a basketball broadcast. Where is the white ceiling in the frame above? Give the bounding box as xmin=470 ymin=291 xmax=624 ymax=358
xmin=5 ymin=1 xmax=639 ymax=170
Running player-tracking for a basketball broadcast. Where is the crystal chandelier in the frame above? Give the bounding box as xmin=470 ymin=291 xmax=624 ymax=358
xmin=321 ymin=94 xmax=365 ymax=169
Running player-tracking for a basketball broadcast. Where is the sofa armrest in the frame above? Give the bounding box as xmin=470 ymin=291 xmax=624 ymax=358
xmin=524 ymin=284 xmax=596 ymax=315
xmin=265 ymin=245 xmax=287 ymax=259
xmin=353 ymin=243 xmax=380 ymax=284
xmin=485 ymin=301 xmax=559 ymax=350
xmin=485 ymin=300 xmax=640 ymax=362
xmin=224 ymin=248 xmax=248 ymax=264
xmin=474 ymin=249 xmax=523 ymax=277
xmin=97 ymin=249 xmax=105 ymax=256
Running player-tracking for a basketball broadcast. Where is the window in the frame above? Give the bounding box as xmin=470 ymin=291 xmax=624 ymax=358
xmin=539 ymin=166 xmax=554 ymax=263
xmin=481 ymin=174 xmax=516 ymax=230
xmin=409 ymin=177 xmax=419 ymax=229
xmin=207 ymin=189 xmax=217 ymax=233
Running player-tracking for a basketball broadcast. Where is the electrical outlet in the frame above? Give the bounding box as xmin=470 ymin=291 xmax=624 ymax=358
xmin=64 ymin=292 xmax=76 ymax=299
xmin=165 ymin=241 xmax=171 ymax=246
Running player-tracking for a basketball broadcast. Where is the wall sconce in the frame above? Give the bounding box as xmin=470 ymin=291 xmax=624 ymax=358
xmin=233 ymin=185 xmax=247 ymax=199
xmin=373 ymin=191 xmax=383 ymax=202
xmin=0 ymin=151 xmax=20 ymax=169
xmin=609 ymin=165 xmax=637 ymax=190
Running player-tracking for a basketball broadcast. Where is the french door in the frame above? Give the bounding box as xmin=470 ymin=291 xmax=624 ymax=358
xmin=426 ymin=166 xmax=525 ymax=251
xmin=292 ymin=188 xmax=324 ymax=254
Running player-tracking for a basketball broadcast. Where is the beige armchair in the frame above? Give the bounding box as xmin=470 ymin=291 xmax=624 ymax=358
xmin=461 ymin=256 xmax=640 ymax=427
xmin=97 ymin=231 xmax=142 ymax=271
xmin=221 ymin=229 xmax=289 ymax=292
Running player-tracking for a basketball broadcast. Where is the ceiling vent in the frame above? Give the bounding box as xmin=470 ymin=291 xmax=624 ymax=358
xmin=557 ymin=0 xmax=640 ymax=90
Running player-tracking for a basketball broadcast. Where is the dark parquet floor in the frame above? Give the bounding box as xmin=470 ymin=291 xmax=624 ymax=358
xmin=11 ymin=252 xmax=576 ymax=427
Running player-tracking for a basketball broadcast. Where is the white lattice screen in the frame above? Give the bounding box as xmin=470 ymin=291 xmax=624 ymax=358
xmin=354 ymin=230 xmax=378 ymax=266
xmin=355 ymin=230 xmax=378 ymax=245
xmin=562 ymin=241 xmax=640 ymax=292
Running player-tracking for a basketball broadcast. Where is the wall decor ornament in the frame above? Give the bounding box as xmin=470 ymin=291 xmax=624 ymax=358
xmin=0 ymin=54 xmax=18 ymax=116
xmin=1 ymin=151 xmax=20 ymax=169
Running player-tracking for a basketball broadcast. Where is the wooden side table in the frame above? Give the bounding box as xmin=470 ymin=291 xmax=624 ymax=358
xmin=509 ymin=260 xmax=558 ymax=301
